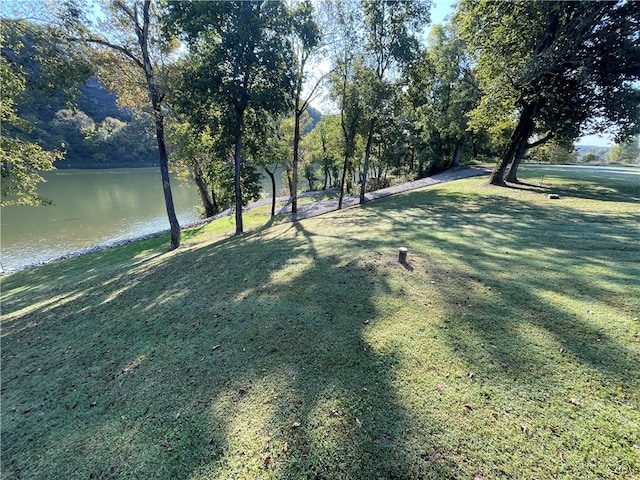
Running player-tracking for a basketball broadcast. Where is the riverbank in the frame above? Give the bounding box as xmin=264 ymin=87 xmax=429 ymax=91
xmin=1 ymin=167 xmax=489 ymax=274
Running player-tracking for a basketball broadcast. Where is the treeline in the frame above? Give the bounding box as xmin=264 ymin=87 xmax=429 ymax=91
xmin=0 ymin=20 xmax=162 ymax=169
xmin=2 ymin=1 xmax=638 ymax=245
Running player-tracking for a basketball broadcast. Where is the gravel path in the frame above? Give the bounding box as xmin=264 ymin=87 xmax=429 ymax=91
xmin=273 ymin=166 xmax=491 ymax=222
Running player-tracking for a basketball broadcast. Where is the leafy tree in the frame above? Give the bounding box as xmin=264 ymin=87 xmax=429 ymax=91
xmin=0 ymin=19 xmax=90 ymax=205
xmin=529 ymin=139 xmax=578 ymax=165
xmin=407 ymin=23 xmax=480 ymax=176
xmin=304 ymin=114 xmax=343 ymax=191
xmin=64 ymin=0 xmax=182 ymax=248
xmin=166 ymin=0 xmax=295 ymax=234
xmin=168 ymin=121 xmax=218 ymax=217
xmin=326 ymin=0 xmax=366 ymax=209
xmin=455 ymin=0 xmax=640 ymax=185
xmin=357 ymin=0 xmax=430 ymax=203
xmin=608 ymin=136 xmax=640 ymax=164
xmin=288 ymin=0 xmax=322 ymax=213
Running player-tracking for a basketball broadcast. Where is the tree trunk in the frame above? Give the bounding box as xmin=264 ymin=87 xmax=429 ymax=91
xmin=138 ymin=1 xmax=180 ymax=248
xmin=154 ymin=112 xmax=181 ymax=249
xmin=360 ymin=122 xmax=374 ymax=204
xmin=338 ymin=153 xmax=349 ymax=210
xmin=506 ymin=131 xmax=553 ymax=183
xmin=234 ymin=129 xmax=243 ymax=234
xmin=322 ymin=134 xmax=329 ymax=190
xmin=264 ymin=167 xmax=277 ymax=217
xmin=505 ymin=138 xmax=529 ymax=183
xmin=452 ymin=140 xmax=463 ymax=168
xmin=489 ymin=102 xmax=537 ymax=186
xmin=291 ymin=103 xmax=301 ymax=213
xmin=193 ymin=160 xmax=216 ymax=217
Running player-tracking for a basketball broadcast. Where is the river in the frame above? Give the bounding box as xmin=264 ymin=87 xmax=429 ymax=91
xmin=1 ymin=167 xmax=285 ymax=272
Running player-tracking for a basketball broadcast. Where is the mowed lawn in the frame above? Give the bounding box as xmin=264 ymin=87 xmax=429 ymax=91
xmin=2 ymin=166 xmax=639 ymax=479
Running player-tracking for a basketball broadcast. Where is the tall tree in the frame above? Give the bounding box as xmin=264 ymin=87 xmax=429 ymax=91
xmin=65 ymin=0 xmax=182 ymax=248
xmin=288 ymin=0 xmax=322 ymax=214
xmin=166 ymin=0 xmax=295 ymax=234
xmin=608 ymin=136 xmax=640 ymax=164
xmin=327 ymin=0 xmax=365 ymax=209
xmin=455 ymin=0 xmax=640 ymax=185
xmin=407 ymin=23 xmax=480 ymax=175
xmin=358 ymin=0 xmax=430 ymax=203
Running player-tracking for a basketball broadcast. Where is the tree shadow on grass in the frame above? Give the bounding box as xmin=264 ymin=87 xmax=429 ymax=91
xmin=368 ymin=186 xmax=639 ymax=382
xmin=1 ymin=216 xmax=458 ymax=478
xmin=512 ymin=166 xmax=640 ymax=203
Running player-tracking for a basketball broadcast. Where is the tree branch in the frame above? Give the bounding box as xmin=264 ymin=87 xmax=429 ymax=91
xmin=526 ymin=131 xmax=554 ymax=150
xmin=83 ymin=36 xmax=144 ymax=70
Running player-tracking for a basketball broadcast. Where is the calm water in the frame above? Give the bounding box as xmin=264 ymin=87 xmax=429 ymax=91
xmin=1 ymin=168 xmax=204 ymax=271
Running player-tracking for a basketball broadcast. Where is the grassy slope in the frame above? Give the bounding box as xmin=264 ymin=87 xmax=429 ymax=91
xmin=2 ymin=167 xmax=639 ymax=479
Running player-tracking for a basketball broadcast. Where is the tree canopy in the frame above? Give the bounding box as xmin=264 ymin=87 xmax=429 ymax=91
xmin=455 ymin=0 xmax=640 ymax=184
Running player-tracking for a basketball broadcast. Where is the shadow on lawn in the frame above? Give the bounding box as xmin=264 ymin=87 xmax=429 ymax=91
xmin=369 ymin=186 xmax=639 ymax=389
xmin=1 ymin=217 xmax=456 ymax=478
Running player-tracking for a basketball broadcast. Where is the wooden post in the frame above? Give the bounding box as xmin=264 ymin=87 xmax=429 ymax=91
xmin=398 ymin=247 xmax=408 ymax=264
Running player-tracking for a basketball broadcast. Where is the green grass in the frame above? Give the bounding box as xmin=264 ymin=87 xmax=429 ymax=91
xmin=2 ymin=167 xmax=639 ymax=479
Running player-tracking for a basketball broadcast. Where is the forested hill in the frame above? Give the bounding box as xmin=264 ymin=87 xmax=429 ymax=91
xmin=13 ymin=72 xmax=323 ymax=169
xmin=12 ymin=74 xmax=160 ymax=169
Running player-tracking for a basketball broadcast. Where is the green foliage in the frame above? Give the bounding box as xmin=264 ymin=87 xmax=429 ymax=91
xmin=0 ymin=19 xmax=89 ymax=205
xmin=608 ymin=136 xmax=640 ymax=164
xmin=455 ymin=0 xmax=640 ymax=183
xmin=167 ymin=0 xmax=297 ymax=232
xmin=407 ymin=23 xmax=482 ymax=174
xmin=529 ymin=139 xmax=578 ymax=165
xmin=304 ymin=114 xmax=343 ymax=189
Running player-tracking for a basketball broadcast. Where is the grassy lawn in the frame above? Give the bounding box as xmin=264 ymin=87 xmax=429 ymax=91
xmin=2 ymin=167 xmax=639 ymax=479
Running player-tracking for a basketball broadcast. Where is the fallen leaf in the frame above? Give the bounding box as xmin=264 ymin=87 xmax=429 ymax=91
xmin=549 ymin=424 xmax=559 ymax=432
xmin=283 ymin=442 xmax=289 ymax=453
xmin=264 ymin=456 xmax=271 ymax=465
xmin=464 ymin=404 xmax=473 ymax=411
xmin=436 ymin=384 xmax=444 ymax=391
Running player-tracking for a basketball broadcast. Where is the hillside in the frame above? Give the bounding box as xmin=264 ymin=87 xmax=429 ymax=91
xmin=2 ymin=169 xmax=639 ymax=479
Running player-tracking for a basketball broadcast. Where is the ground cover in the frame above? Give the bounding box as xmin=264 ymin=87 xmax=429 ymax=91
xmin=2 ymin=167 xmax=639 ymax=479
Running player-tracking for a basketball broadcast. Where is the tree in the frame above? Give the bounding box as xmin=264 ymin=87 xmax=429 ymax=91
xmin=304 ymin=114 xmax=342 ymax=191
xmin=1 ymin=18 xmax=90 ymax=206
xmin=407 ymin=23 xmax=480 ymax=176
xmin=326 ymin=0 xmax=366 ymax=209
xmin=288 ymin=0 xmax=322 ymax=213
xmin=358 ymin=0 xmax=430 ymax=203
xmin=65 ymin=0 xmax=182 ymax=248
xmin=455 ymin=0 xmax=640 ymax=185
xmin=530 ymin=139 xmax=578 ymax=165
xmin=608 ymin=136 xmax=640 ymax=164
xmin=166 ymin=1 xmax=295 ymax=234
xmin=168 ymin=121 xmax=218 ymax=217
